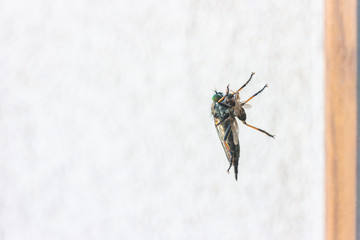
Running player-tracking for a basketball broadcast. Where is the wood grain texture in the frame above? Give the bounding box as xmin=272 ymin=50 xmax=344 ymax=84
xmin=325 ymin=0 xmax=357 ymax=239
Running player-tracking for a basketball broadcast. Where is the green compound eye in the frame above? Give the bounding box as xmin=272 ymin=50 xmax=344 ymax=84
xmin=212 ymin=92 xmax=223 ymax=102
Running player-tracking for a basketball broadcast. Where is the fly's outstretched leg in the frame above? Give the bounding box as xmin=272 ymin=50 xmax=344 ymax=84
xmin=236 ymin=72 xmax=255 ymax=93
xmin=242 ymin=84 xmax=268 ymax=105
xmin=242 ymin=121 xmax=275 ymax=138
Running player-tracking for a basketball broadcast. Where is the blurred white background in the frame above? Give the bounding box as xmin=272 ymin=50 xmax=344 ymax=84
xmin=0 ymin=0 xmax=324 ymax=239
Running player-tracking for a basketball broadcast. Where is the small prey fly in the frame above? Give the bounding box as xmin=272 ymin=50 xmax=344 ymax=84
xmin=211 ymin=72 xmax=274 ymax=181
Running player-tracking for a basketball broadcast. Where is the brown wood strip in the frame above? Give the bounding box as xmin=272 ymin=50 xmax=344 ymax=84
xmin=325 ymin=0 xmax=357 ymax=239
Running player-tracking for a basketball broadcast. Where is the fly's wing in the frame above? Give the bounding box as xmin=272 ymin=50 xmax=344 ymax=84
xmin=242 ymin=103 xmax=251 ymax=109
xmin=211 ymin=102 xmax=232 ymax=163
xmin=231 ymin=119 xmax=239 ymax=145
xmin=214 ymin=118 xmax=233 ymax=164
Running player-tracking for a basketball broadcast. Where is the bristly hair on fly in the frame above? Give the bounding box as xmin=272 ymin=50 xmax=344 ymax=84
xmin=211 ymin=72 xmax=275 ymax=181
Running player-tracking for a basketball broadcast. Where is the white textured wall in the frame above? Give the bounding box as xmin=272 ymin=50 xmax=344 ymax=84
xmin=0 ymin=0 xmax=324 ymax=239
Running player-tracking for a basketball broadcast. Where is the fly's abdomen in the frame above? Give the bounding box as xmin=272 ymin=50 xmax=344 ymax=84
xmin=236 ymin=107 xmax=247 ymax=121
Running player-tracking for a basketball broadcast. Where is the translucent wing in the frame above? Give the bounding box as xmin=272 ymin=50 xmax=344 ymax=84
xmin=214 ymin=118 xmax=233 ymax=163
xmin=231 ymin=119 xmax=239 ymax=145
xmin=242 ymin=103 xmax=251 ymax=109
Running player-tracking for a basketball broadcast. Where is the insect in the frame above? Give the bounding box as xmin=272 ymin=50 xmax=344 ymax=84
xmin=211 ymin=72 xmax=274 ymax=180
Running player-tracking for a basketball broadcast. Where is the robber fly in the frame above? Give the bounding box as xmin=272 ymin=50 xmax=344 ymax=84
xmin=211 ymin=72 xmax=274 ymax=181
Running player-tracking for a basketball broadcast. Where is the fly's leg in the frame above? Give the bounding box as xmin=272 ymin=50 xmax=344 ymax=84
xmin=236 ymin=72 xmax=255 ymax=93
xmin=215 ymin=113 xmax=229 ymax=126
xmin=222 ymin=124 xmax=233 ymax=152
xmin=225 ymin=84 xmax=230 ymax=96
xmin=217 ymin=102 xmax=231 ymax=109
xmin=217 ymin=85 xmax=230 ymax=103
xmin=242 ymin=84 xmax=268 ymax=105
xmin=223 ymin=124 xmax=232 ymax=142
xmin=227 ymin=155 xmax=233 ymax=173
xmin=242 ymin=121 xmax=275 ymax=138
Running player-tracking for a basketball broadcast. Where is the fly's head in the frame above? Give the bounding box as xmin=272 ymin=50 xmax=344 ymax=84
xmin=212 ymin=91 xmax=224 ymax=102
xmin=213 ymin=89 xmax=235 ymax=106
xmin=211 ymin=90 xmax=231 ymax=119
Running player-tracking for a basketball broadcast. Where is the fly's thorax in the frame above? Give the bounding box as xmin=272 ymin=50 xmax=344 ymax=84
xmin=224 ymin=94 xmax=236 ymax=107
xmin=224 ymin=97 xmax=244 ymax=122
xmin=212 ymin=101 xmax=230 ymax=119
